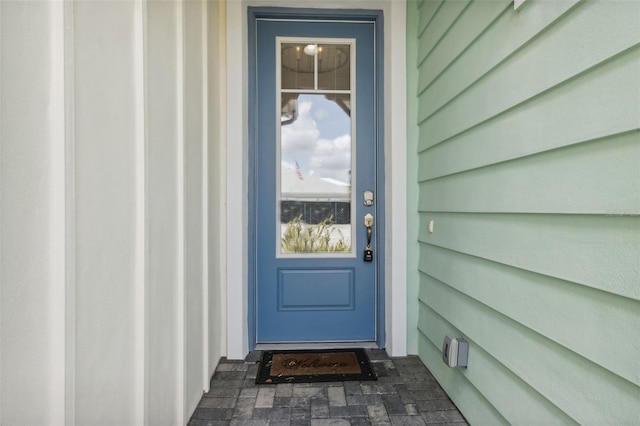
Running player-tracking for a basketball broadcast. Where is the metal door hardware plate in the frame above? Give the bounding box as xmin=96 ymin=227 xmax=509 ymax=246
xmin=364 ymin=213 xmax=374 ymax=228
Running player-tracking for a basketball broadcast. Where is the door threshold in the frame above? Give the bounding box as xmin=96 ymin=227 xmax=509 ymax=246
xmin=255 ymin=342 xmax=379 ymax=351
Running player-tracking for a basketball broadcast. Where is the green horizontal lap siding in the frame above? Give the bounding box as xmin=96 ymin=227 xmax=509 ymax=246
xmin=411 ymin=0 xmax=640 ymax=424
xmin=418 ymin=302 xmax=576 ymax=426
xmin=420 ymin=244 xmax=640 ymax=386
xmin=419 ymin=1 xmax=640 ymax=148
xmin=417 ymin=0 xmax=470 ymax=66
xmin=418 ymin=212 xmax=639 ymax=300
xmin=419 ymin=275 xmax=640 ymax=424
xmin=418 ymin=0 xmax=579 ymax=111
xmin=416 ymin=317 xmax=510 ymax=426
xmin=418 ymin=58 xmax=640 ymax=179
xmin=417 ymin=0 xmax=440 ymax=37
xmin=419 ymin=131 xmax=640 ymax=215
xmin=419 ymin=0 xmax=509 ymax=91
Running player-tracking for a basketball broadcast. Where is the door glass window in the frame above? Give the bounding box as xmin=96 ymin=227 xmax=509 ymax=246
xmin=278 ymin=39 xmax=355 ymax=256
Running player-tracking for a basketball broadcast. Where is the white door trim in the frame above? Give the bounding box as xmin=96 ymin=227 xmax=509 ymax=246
xmin=224 ymin=0 xmax=407 ymax=359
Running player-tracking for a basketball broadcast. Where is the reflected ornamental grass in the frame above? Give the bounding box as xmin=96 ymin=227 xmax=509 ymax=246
xmin=281 ymin=215 xmax=351 ymax=253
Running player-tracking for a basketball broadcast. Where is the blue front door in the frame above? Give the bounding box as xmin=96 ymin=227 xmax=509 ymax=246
xmin=254 ymin=17 xmax=381 ymax=343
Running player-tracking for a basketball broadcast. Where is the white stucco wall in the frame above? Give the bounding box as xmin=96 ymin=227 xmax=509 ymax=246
xmin=224 ymin=0 xmax=408 ymax=359
xmin=0 ymin=1 xmax=223 ymax=424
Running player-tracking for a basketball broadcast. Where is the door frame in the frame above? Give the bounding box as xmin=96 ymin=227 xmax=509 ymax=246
xmin=248 ymin=8 xmax=385 ymax=349
xmin=224 ymin=1 xmax=408 ymax=359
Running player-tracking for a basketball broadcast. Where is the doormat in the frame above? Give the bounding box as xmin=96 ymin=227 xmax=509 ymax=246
xmin=255 ymin=348 xmax=377 ymax=384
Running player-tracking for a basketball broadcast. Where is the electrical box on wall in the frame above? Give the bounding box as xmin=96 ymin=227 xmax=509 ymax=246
xmin=442 ymin=336 xmax=469 ymax=368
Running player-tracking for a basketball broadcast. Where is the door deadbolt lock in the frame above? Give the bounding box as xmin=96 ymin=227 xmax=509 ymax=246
xmin=364 ymin=190 xmax=374 ymax=206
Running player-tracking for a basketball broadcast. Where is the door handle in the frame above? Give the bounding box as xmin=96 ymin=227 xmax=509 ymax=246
xmin=363 ymin=214 xmax=374 ymax=262
xmin=364 ymin=213 xmax=374 ymax=245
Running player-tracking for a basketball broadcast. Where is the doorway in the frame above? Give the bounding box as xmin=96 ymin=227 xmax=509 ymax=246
xmin=249 ymin=9 xmax=385 ymax=347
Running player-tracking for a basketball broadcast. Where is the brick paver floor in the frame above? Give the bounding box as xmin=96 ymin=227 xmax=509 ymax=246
xmin=189 ymin=349 xmax=468 ymax=426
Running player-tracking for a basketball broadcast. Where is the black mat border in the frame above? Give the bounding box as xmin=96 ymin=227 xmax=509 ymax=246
xmin=256 ymin=348 xmax=378 ymax=384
